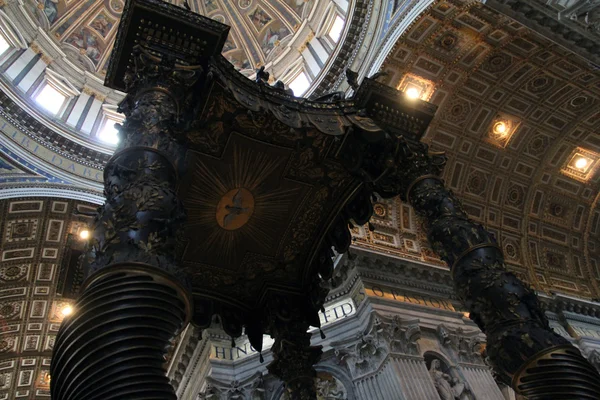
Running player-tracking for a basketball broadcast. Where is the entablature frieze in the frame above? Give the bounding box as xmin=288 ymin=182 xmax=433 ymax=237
xmin=484 ymin=0 xmax=600 ymax=65
xmin=541 ymin=293 xmax=600 ymax=320
xmin=348 ymin=248 xmax=457 ymax=296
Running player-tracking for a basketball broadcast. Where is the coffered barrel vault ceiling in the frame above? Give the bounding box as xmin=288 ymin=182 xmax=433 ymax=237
xmin=0 ymin=198 xmax=95 ymax=399
xmin=27 ymin=0 xmax=317 ymax=74
xmin=367 ymin=0 xmax=600 ymax=298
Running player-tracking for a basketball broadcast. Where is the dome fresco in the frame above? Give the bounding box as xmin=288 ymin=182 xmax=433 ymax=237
xmin=25 ymin=0 xmax=316 ymax=76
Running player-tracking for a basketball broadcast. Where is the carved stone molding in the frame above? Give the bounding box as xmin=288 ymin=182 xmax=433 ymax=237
xmin=280 ymin=373 xmax=348 ymax=400
xmin=485 ymin=0 xmax=600 ymax=63
xmin=436 ymin=324 xmax=485 ymax=365
xmin=169 ymin=326 xmax=203 ymax=390
xmin=333 ymin=312 xmax=421 ymax=378
xmin=196 ymin=373 xmax=267 ymax=400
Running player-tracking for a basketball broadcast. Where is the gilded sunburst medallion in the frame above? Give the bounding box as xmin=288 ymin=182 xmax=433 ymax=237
xmin=180 ymin=133 xmax=310 ymax=271
xmin=216 ymin=188 xmax=255 ymax=230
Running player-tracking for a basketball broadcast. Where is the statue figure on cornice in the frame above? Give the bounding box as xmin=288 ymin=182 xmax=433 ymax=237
xmin=429 ymin=360 xmax=475 ymax=400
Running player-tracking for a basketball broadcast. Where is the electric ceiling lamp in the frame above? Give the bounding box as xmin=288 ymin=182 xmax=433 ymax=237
xmin=396 ymin=73 xmax=435 ymax=101
xmin=487 ymin=114 xmax=520 ymax=148
xmin=79 ymin=229 xmax=90 ymax=240
xmin=575 ymin=157 xmax=588 ymax=170
xmin=405 ymin=86 xmax=421 ymax=100
xmin=61 ymin=305 xmax=73 ymax=317
xmin=562 ymin=147 xmax=599 ymax=182
xmin=493 ymin=121 xmax=507 ymax=136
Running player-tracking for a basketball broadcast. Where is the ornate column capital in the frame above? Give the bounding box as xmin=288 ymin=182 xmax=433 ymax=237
xmin=117 ymin=46 xmax=202 ymax=118
xmin=436 ymin=324 xmax=485 ymax=365
xmin=333 ymin=313 xmax=421 ymax=378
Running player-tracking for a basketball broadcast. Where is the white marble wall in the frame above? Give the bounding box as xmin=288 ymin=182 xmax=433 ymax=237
xmin=461 ymin=366 xmax=505 ymax=400
xmin=170 ymin=256 xmax=534 ymax=400
xmin=392 ymin=357 xmax=439 ymax=399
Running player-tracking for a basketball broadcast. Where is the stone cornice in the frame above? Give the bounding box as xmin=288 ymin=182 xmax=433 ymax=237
xmin=484 ymin=0 xmax=600 ymax=65
xmin=541 ymin=293 xmax=600 ymax=319
xmin=352 ymin=248 xmax=600 ymax=323
xmin=0 ymin=184 xmax=103 ymax=203
xmin=351 ymin=247 xmax=457 ymax=297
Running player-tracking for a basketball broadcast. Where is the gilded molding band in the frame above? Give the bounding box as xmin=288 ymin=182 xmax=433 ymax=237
xmin=450 ymin=243 xmax=503 ymax=277
xmin=405 ymin=174 xmax=443 ymax=203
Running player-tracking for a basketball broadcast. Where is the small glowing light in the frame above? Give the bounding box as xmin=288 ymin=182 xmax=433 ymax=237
xmin=79 ymin=230 xmax=90 ymax=240
xmin=61 ymin=305 xmax=73 ymax=316
xmin=575 ymin=157 xmax=588 ymax=170
xmin=493 ymin=121 xmax=507 ymax=135
xmin=405 ymin=87 xmax=420 ymax=99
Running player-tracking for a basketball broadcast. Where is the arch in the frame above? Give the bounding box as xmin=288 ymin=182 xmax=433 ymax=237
xmin=366 ymin=0 xmax=435 ymax=77
xmin=0 ymin=10 xmax=28 ymax=49
xmin=423 ymin=351 xmax=454 ymax=372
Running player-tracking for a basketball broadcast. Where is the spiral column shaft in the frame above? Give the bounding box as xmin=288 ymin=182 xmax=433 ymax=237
xmin=51 ymin=271 xmax=187 ymax=400
xmin=51 ymin=47 xmax=198 ymax=400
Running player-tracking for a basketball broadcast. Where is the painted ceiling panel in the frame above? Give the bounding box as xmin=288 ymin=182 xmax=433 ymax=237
xmin=25 ymin=0 xmax=317 ymax=75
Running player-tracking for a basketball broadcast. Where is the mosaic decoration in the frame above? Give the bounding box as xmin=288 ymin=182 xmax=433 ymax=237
xmin=88 ymin=10 xmax=115 ymax=38
xmin=25 ymin=0 xmax=312 ymax=74
xmin=249 ymin=6 xmax=272 ymax=31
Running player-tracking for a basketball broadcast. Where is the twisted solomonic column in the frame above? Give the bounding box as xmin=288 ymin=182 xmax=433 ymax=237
xmin=344 ymin=133 xmax=600 ymax=400
xmin=50 ymin=47 xmax=198 ymax=400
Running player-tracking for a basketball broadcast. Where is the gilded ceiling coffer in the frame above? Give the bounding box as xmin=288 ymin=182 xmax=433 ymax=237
xmin=49 ymin=0 xmax=600 ymax=399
